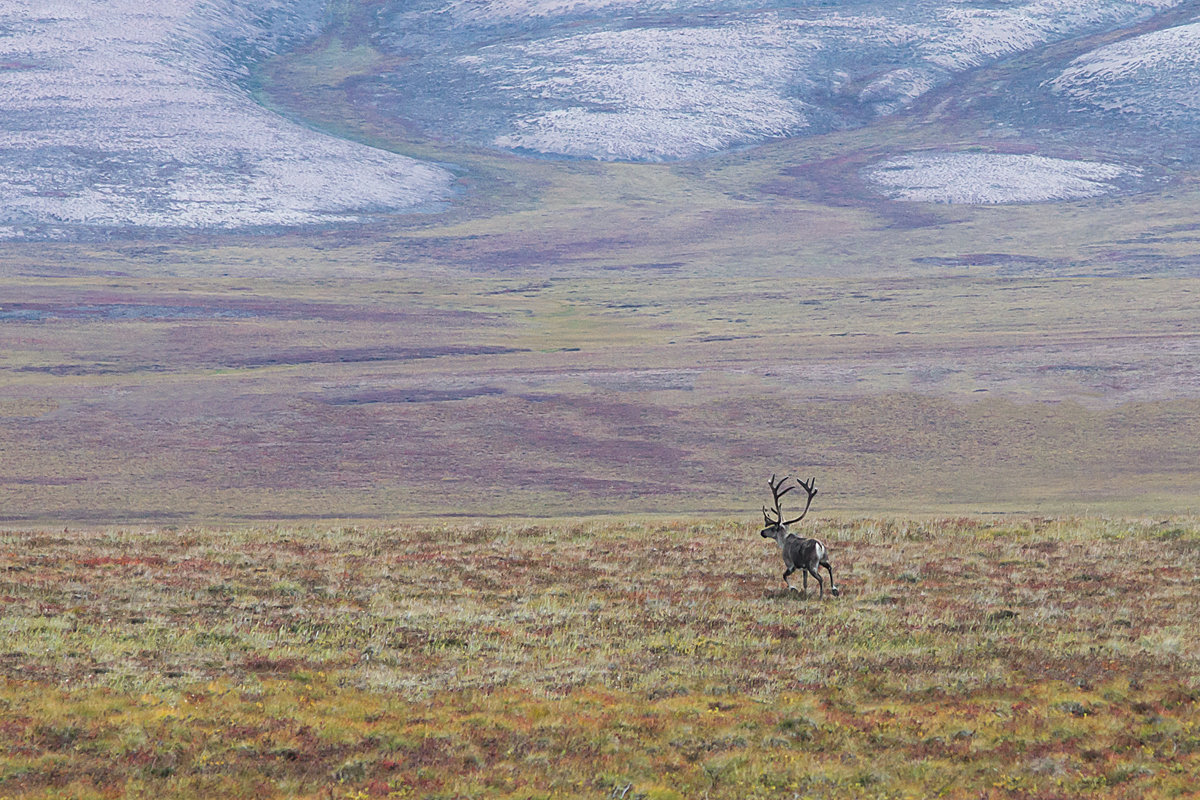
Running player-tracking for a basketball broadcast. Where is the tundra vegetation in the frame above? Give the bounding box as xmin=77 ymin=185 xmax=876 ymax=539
xmin=3 ymin=2 xmax=1200 ymax=797
xmin=0 ymin=517 xmax=1198 ymax=799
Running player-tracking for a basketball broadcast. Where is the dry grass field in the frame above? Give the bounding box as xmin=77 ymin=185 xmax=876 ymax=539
xmin=1 ymin=517 xmax=1198 ymax=799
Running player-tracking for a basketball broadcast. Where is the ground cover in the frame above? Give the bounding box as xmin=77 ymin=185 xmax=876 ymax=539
xmin=0 ymin=517 xmax=1197 ymax=798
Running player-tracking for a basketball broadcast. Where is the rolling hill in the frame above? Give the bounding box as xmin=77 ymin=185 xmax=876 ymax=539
xmin=0 ymin=0 xmax=450 ymax=240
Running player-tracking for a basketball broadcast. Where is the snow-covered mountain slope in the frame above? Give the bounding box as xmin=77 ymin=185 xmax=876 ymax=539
xmin=373 ymin=0 xmax=1182 ymax=161
xmin=1049 ymin=19 xmax=1200 ymax=121
xmin=6 ymin=0 xmax=1194 ymax=232
xmin=0 ymin=0 xmax=451 ymax=239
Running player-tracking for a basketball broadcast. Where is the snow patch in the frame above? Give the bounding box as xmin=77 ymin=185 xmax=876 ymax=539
xmin=437 ymin=0 xmax=653 ymax=23
xmin=863 ymin=152 xmax=1139 ymax=204
xmin=923 ymin=0 xmax=1179 ymax=70
xmin=482 ymin=21 xmax=818 ymax=160
xmin=0 ymin=0 xmax=451 ymax=238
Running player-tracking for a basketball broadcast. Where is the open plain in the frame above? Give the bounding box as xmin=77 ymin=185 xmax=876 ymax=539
xmin=1 ymin=517 xmax=1199 ymax=799
xmin=3 ymin=140 xmax=1200 ymax=520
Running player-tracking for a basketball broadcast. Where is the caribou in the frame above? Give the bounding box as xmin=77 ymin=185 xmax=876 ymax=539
xmin=759 ymin=474 xmax=839 ymax=598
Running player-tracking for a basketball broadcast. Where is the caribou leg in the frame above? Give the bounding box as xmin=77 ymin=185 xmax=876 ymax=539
xmin=822 ymin=561 xmax=838 ymax=597
xmin=806 ymin=566 xmax=824 ymax=598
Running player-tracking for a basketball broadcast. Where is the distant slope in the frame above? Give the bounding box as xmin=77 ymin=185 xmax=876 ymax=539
xmin=0 ymin=0 xmax=451 ymax=240
xmin=4 ymin=0 xmax=1196 ymax=240
xmin=365 ymin=0 xmax=1182 ymax=161
xmin=862 ymin=153 xmax=1141 ymax=204
xmin=1051 ymin=19 xmax=1200 ymax=123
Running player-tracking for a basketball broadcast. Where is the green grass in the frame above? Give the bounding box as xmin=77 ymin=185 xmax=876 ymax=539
xmin=0 ymin=517 xmax=1198 ymax=798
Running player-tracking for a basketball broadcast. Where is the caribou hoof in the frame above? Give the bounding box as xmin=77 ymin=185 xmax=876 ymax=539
xmin=831 ymin=587 xmax=840 ymax=597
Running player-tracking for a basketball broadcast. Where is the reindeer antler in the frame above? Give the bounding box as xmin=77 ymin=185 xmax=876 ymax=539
xmin=783 ymin=476 xmax=818 ymax=526
xmin=764 ymin=473 xmax=795 ymax=526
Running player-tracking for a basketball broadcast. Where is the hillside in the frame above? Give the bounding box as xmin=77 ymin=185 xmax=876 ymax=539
xmin=365 ymin=0 xmax=1180 ymax=163
xmin=0 ymin=1 xmax=450 ymax=239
